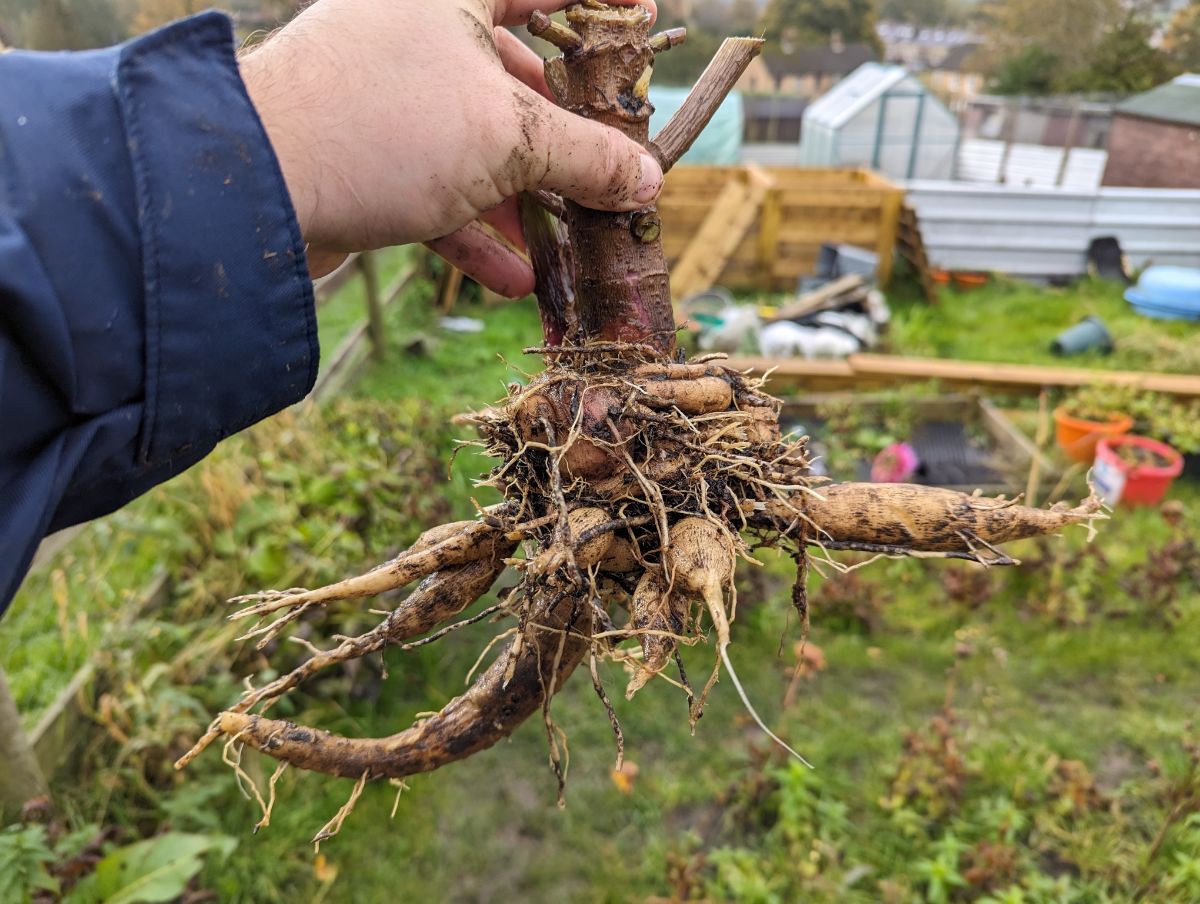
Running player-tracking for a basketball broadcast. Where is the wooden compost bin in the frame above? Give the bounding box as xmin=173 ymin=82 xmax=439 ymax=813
xmin=781 ymin=392 xmax=1056 ymax=497
xmin=658 ymin=166 xmax=904 ymax=297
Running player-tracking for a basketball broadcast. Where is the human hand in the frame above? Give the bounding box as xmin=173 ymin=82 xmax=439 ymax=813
xmin=239 ymin=0 xmax=662 ymax=292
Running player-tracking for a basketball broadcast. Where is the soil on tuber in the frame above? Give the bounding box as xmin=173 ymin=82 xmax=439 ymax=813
xmin=176 ymin=3 xmax=1103 ymax=831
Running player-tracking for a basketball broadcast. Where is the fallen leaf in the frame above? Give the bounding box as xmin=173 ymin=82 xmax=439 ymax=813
xmin=792 ymin=641 xmax=827 ymax=673
xmin=611 ymin=760 xmax=640 ymax=795
xmin=314 ymin=853 xmax=339 ymax=884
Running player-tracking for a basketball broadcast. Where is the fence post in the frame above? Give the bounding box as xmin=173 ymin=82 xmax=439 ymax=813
xmin=358 ymin=251 xmax=385 ymax=360
xmin=0 ymin=667 xmax=48 ymax=821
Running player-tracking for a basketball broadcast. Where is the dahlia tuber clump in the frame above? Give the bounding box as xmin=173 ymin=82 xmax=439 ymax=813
xmin=177 ymin=3 xmax=1101 ymax=822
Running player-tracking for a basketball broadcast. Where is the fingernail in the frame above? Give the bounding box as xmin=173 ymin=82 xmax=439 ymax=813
xmin=635 ymin=153 xmax=664 ymax=204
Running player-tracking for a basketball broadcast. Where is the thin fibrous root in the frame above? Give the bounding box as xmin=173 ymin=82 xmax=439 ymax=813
xmin=229 ymin=520 xmax=508 ymax=620
xmin=212 ymin=591 xmax=592 ymax=780
xmin=174 ymin=553 xmax=512 ymax=771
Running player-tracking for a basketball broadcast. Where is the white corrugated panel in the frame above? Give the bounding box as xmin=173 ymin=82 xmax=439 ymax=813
xmin=955 ymin=139 xmax=1108 ymax=191
xmin=905 ymin=181 xmax=1200 ymax=277
xmin=1060 ymin=149 xmax=1108 ymax=191
xmin=956 ymin=139 xmax=1004 ymax=182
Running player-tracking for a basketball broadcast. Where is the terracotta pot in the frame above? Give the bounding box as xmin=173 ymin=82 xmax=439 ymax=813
xmin=1053 ymin=407 xmax=1133 ymax=463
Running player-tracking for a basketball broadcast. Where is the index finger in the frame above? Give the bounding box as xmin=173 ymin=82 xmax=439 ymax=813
xmin=492 ymin=0 xmax=657 ymax=28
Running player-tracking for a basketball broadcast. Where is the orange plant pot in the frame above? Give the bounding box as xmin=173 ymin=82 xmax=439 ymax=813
xmin=1054 ymin=407 xmax=1134 ymax=463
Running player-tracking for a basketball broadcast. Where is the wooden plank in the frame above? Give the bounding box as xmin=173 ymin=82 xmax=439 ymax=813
xmin=775 ymin=225 xmax=880 ymax=245
xmin=313 ymin=252 xmax=362 ymax=307
xmin=358 ymin=251 xmax=385 ymax=360
xmin=28 ymin=573 xmax=171 ymax=780
xmin=437 ymin=265 xmax=465 ymax=314
xmin=670 ymin=166 xmax=772 ymax=300
xmin=756 ymin=187 xmax=782 ymax=283
xmin=313 ymin=264 xmax=417 ymax=402
xmin=0 ymin=667 xmax=48 ymax=819
xmin=850 ymin=355 xmax=1200 ymax=396
xmin=728 ymin=356 xmax=857 ymax=392
xmin=28 ymin=526 xmax=84 ymax=578
xmin=768 ymin=275 xmax=865 ymax=322
xmin=979 ymin=397 xmax=1057 ymax=492
xmin=727 ymin=354 xmax=1200 ymax=398
xmin=874 ymin=189 xmax=904 ymax=285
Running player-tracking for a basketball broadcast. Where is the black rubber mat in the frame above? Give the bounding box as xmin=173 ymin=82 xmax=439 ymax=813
xmin=910 ymin=421 xmax=1001 ymax=487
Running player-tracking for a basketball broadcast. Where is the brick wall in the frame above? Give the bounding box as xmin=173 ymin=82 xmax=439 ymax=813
xmin=1102 ymin=114 xmax=1200 ymax=188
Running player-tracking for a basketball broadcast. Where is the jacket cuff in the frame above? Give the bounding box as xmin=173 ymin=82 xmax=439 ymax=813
xmin=117 ymin=11 xmax=318 ymax=466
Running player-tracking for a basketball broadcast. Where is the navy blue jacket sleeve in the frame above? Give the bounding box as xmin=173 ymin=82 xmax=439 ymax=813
xmin=0 ymin=12 xmax=318 ymax=612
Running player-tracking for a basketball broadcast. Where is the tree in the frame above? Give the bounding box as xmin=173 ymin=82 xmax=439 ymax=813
xmin=1164 ymin=3 xmax=1200 ymax=73
xmin=1065 ymin=14 xmax=1178 ymax=94
xmin=19 ymin=0 xmax=131 ymax=49
xmin=759 ymin=0 xmax=883 ymax=52
xmin=975 ymin=0 xmax=1122 ymax=95
xmin=0 ymin=668 xmax=47 ymax=821
xmin=991 ymin=43 xmax=1060 ymax=95
xmin=131 ymin=0 xmax=205 ymax=35
xmin=875 ymin=0 xmax=971 ymax=26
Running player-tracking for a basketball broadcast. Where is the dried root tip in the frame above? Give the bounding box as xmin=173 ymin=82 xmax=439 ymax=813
xmin=624 ymin=571 xmax=675 ymax=700
xmin=229 ymin=520 xmax=506 ymax=619
xmin=214 ymin=592 xmax=591 ymax=780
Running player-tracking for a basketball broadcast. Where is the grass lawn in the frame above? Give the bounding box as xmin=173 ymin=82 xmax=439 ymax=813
xmin=5 ymin=271 xmax=1200 ymax=903
xmin=887 ymin=276 xmax=1199 ymax=374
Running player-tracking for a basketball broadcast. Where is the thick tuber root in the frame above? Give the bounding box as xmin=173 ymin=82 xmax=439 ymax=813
xmin=216 ymin=589 xmax=591 ymax=780
xmin=749 ymin=484 xmax=1103 ymax=561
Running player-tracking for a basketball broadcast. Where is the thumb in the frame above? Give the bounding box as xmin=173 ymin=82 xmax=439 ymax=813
xmin=516 ymin=95 xmax=664 ymax=212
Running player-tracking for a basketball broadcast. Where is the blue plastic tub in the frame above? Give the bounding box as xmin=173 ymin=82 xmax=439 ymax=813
xmin=1125 ymin=266 xmax=1200 ymax=321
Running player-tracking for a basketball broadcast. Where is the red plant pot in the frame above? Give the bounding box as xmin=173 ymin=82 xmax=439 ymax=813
xmin=1093 ymin=435 xmax=1183 ymax=508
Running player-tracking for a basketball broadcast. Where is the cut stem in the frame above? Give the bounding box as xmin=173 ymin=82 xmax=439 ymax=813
xmin=649 ymin=37 xmax=765 ymax=172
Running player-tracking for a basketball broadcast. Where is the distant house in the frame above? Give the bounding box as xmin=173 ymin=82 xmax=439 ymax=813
xmin=876 ymin=21 xmax=981 ymax=70
xmin=743 ymin=95 xmax=809 ymax=144
xmin=963 ymin=96 xmax=1114 ymax=150
xmin=875 ymin=22 xmax=985 ymax=110
xmin=920 ymin=44 xmax=986 ymax=110
xmin=738 ymin=36 xmax=878 ymax=98
xmin=1102 ymin=74 xmax=1200 ymax=189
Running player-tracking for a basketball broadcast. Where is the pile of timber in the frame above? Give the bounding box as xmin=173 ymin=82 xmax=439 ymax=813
xmin=766 ymin=274 xmax=871 ymax=323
